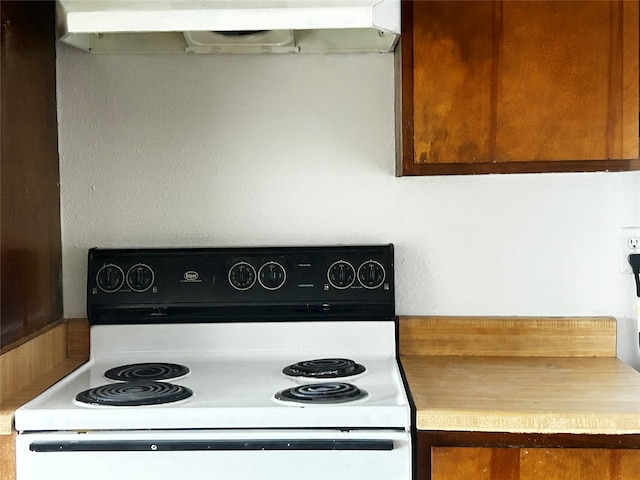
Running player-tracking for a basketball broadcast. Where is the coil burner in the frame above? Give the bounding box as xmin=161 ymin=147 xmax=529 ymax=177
xmin=104 ymin=362 xmax=190 ymax=381
xmin=282 ymin=358 xmax=366 ymax=379
xmin=75 ymin=381 xmax=193 ymax=407
xmin=275 ymin=382 xmax=368 ymax=404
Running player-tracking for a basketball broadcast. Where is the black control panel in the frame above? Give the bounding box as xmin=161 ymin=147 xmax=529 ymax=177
xmin=87 ymin=245 xmax=395 ymax=325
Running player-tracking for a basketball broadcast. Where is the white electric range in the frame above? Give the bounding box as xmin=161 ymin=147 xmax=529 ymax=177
xmin=15 ymin=245 xmax=411 ymax=480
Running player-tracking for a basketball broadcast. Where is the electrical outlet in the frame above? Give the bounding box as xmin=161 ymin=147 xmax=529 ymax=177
xmin=620 ymin=227 xmax=640 ymax=273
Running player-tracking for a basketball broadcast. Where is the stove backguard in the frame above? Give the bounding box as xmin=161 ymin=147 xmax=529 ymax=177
xmin=87 ymin=245 xmax=395 ymax=325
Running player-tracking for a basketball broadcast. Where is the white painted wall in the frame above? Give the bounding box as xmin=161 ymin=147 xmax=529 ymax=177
xmin=56 ymin=44 xmax=640 ymax=368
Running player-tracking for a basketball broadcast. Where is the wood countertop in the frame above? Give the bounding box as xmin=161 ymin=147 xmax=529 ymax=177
xmin=401 ymin=355 xmax=640 ymax=434
xmin=399 ymin=316 xmax=640 ymax=435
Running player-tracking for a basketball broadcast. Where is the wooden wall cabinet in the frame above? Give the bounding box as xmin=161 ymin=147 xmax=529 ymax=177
xmin=419 ymin=431 xmax=640 ymax=480
xmin=398 ymin=0 xmax=640 ymax=175
xmin=1 ymin=1 xmax=62 ymax=349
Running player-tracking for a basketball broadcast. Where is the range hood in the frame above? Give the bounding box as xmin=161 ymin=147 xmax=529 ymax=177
xmin=56 ymin=0 xmax=400 ymax=54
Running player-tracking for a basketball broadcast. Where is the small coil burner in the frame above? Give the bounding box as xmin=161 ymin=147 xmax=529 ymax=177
xmin=104 ymin=362 xmax=190 ymax=381
xmin=75 ymin=381 xmax=193 ymax=407
xmin=275 ymin=382 xmax=368 ymax=404
xmin=282 ymin=358 xmax=366 ymax=379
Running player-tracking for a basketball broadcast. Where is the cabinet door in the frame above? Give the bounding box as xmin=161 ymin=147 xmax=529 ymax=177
xmin=431 ymin=447 xmax=518 ymax=480
xmin=399 ymin=0 xmax=639 ymax=175
xmin=1 ymin=0 xmax=62 ymax=347
xmin=432 ymin=447 xmax=640 ymax=480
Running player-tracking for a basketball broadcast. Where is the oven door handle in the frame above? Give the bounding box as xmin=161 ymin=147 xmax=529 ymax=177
xmin=30 ymin=439 xmax=395 ymax=452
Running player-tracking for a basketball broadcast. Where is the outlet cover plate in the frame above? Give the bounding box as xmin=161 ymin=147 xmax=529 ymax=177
xmin=619 ymin=227 xmax=640 ymax=273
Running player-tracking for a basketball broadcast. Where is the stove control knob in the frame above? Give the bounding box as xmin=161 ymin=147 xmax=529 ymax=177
xmin=357 ymin=260 xmax=386 ymax=289
xmin=229 ymin=261 xmax=257 ymax=290
xmin=327 ymin=260 xmax=356 ymax=289
xmin=258 ymin=261 xmax=286 ymax=290
xmin=126 ymin=264 xmax=154 ymax=292
xmin=96 ymin=264 xmax=125 ymax=293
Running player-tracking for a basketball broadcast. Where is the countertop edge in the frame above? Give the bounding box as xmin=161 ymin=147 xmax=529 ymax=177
xmin=415 ymin=409 xmax=640 ymax=435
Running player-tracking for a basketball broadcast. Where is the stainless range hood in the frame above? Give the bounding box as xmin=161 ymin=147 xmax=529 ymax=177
xmin=56 ymin=0 xmax=400 ymax=54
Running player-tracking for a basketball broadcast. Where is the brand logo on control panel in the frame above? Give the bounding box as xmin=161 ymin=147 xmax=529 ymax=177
xmin=181 ymin=271 xmax=201 ymax=282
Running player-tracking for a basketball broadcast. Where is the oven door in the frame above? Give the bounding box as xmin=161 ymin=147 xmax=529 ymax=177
xmin=17 ymin=429 xmax=411 ymax=480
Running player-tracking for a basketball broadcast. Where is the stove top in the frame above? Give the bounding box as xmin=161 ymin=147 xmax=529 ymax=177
xmin=77 ymin=358 xmax=369 ymax=408
xmin=16 ymin=321 xmax=409 ymax=431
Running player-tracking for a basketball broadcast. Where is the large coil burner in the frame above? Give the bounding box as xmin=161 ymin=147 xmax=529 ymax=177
xmin=75 ymin=381 xmax=193 ymax=407
xmin=275 ymin=382 xmax=367 ymax=404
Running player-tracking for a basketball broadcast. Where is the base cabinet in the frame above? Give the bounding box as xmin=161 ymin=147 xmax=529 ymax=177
xmin=418 ymin=431 xmax=640 ymax=480
xmin=432 ymin=447 xmax=640 ymax=480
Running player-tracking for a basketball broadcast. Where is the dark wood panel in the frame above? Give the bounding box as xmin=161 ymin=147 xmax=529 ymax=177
xmin=1 ymin=1 xmax=62 ymax=349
